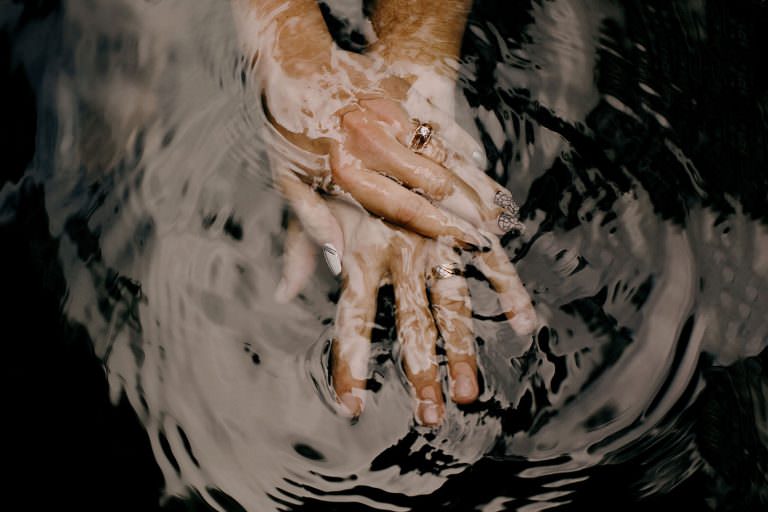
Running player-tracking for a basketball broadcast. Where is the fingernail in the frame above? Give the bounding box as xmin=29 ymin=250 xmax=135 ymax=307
xmin=453 ymin=374 xmax=478 ymax=403
xmin=472 ymin=149 xmax=486 ymax=168
xmin=340 ymin=392 xmax=363 ymax=417
xmin=274 ymin=278 xmax=290 ymax=303
xmin=322 ymin=243 xmax=342 ymax=276
xmin=418 ymin=401 xmax=442 ymax=426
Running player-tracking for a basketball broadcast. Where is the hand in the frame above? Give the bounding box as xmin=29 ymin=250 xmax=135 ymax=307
xmin=233 ymin=2 xmax=523 ymax=250
xmin=236 ymin=0 xmax=537 ymax=426
xmin=276 ymin=196 xmax=538 ymax=426
xmin=267 ymin=66 xmax=537 ymax=427
xmin=271 ymin=96 xmax=538 ymax=426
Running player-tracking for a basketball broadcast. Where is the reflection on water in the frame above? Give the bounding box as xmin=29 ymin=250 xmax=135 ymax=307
xmin=3 ymin=0 xmax=767 ymax=510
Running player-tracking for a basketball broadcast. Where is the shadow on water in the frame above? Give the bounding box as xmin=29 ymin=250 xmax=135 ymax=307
xmin=2 ymin=0 xmax=767 ymax=511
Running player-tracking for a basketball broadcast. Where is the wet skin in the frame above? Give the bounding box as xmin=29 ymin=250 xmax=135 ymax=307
xmin=234 ymin=0 xmax=538 ymax=425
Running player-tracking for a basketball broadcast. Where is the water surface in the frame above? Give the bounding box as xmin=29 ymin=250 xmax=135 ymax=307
xmin=2 ymin=0 xmax=767 ymax=510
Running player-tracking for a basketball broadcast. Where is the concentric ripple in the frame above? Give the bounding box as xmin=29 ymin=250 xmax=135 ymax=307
xmin=24 ymin=0 xmax=767 ymax=510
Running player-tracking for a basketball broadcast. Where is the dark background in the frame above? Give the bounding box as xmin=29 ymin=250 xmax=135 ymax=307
xmin=2 ymin=1 xmax=766 ymax=510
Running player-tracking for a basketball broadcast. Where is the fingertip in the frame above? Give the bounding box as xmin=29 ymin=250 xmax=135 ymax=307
xmin=453 ymin=375 xmax=478 ymax=404
xmin=509 ymin=304 xmax=539 ymax=336
xmin=339 ymin=391 xmax=365 ymax=418
xmin=414 ymin=384 xmax=445 ymax=427
xmin=417 ymin=400 xmax=444 ymax=427
xmin=451 ymin=362 xmax=479 ymax=405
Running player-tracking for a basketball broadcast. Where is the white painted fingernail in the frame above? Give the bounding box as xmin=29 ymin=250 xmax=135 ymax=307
xmin=322 ymin=243 xmax=342 ymax=276
xmin=472 ymin=150 xmax=486 ymax=168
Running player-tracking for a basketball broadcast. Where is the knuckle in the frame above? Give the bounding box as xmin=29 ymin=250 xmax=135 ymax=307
xmin=331 ymin=162 xmax=356 ymax=189
xmin=331 ymin=166 xmax=350 ymax=188
xmin=340 ymin=109 xmax=365 ymax=131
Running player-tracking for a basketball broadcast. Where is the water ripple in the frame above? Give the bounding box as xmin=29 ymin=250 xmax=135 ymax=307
xmin=25 ymin=0 xmax=768 ymax=510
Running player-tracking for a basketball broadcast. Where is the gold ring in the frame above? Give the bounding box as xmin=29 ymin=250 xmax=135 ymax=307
xmin=408 ymin=120 xmax=434 ymax=153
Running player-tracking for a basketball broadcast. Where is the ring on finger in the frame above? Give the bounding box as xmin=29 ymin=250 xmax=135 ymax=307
xmin=409 ymin=119 xmax=435 ymax=153
xmin=431 ymin=262 xmax=463 ymax=281
xmin=494 ymin=191 xmax=520 ymax=214
xmin=494 ymin=191 xmax=525 ymax=233
xmin=498 ymin=211 xmax=525 ymax=233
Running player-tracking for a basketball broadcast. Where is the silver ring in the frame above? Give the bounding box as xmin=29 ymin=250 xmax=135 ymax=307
xmin=431 ymin=262 xmax=462 ymax=281
xmin=498 ymin=212 xmax=525 ymax=233
xmin=408 ymin=120 xmax=434 ymax=153
xmin=494 ymin=191 xmax=519 ymax=214
xmin=494 ymin=191 xmax=525 ymax=233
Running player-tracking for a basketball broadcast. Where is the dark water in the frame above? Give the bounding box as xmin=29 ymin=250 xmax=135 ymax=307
xmin=2 ymin=1 xmax=767 ymax=511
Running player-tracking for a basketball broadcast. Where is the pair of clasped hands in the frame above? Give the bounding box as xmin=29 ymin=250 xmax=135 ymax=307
xmin=234 ymin=0 xmax=537 ymax=426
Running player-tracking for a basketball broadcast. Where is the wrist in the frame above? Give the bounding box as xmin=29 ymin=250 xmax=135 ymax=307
xmin=370 ymin=39 xmax=460 ymax=83
xmin=271 ymin=4 xmax=335 ymax=77
xmin=369 ymin=0 xmax=471 ymax=76
xmin=233 ymin=0 xmax=334 ymax=78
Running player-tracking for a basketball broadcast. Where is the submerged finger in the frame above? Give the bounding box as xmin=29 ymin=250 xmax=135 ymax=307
xmin=275 ymin=170 xmax=344 ymax=275
xmin=342 ymin=109 xmax=459 ymax=198
xmin=330 ymin=146 xmax=491 ymax=252
xmin=427 ymin=244 xmax=478 ymax=404
xmin=274 ymin=216 xmax=318 ymax=303
xmin=332 ymin=251 xmax=386 ymax=417
xmin=474 ymin=237 xmax=538 ymax=336
xmin=420 ymin=135 xmax=525 ymax=236
xmin=390 ymin=235 xmax=444 ymax=426
xmin=358 ymin=99 xmax=524 ymax=236
xmin=343 ymin=107 xmax=496 ymax=230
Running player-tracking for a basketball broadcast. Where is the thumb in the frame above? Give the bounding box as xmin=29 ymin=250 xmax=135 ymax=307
xmin=274 ymin=215 xmax=318 ymax=303
xmin=275 ymin=166 xmax=345 ymax=276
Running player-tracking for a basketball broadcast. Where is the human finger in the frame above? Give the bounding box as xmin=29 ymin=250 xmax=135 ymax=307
xmin=427 ymin=243 xmax=478 ymax=404
xmin=275 ymin=169 xmax=344 ymax=275
xmin=329 ymin=145 xmax=491 ymax=251
xmin=401 ymin=91 xmax=488 ymax=168
xmin=332 ymin=249 xmax=387 ymax=417
xmin=357 ymin=96 xmax=486 ymax=176
xmin=417 ymin=141 xmax=525 ymax=236
xmin=341 ymin=108 xmax=458 ymax=199
xmin=343 ymin=110 xmax=510 ymax=232
xmin=474 ymin=237 xmax=539 ymax=336
xmin=274 ymin=215 xmax=317 ymax=303
xmin=359 ymin=99 xmax=524 ymax=236
xmin=389 ymin=234 xmax=445 ymax=426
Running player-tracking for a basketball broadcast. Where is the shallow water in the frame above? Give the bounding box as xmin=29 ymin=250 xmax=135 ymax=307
xmin=2 ymin=0 xmax=767 ymax=510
